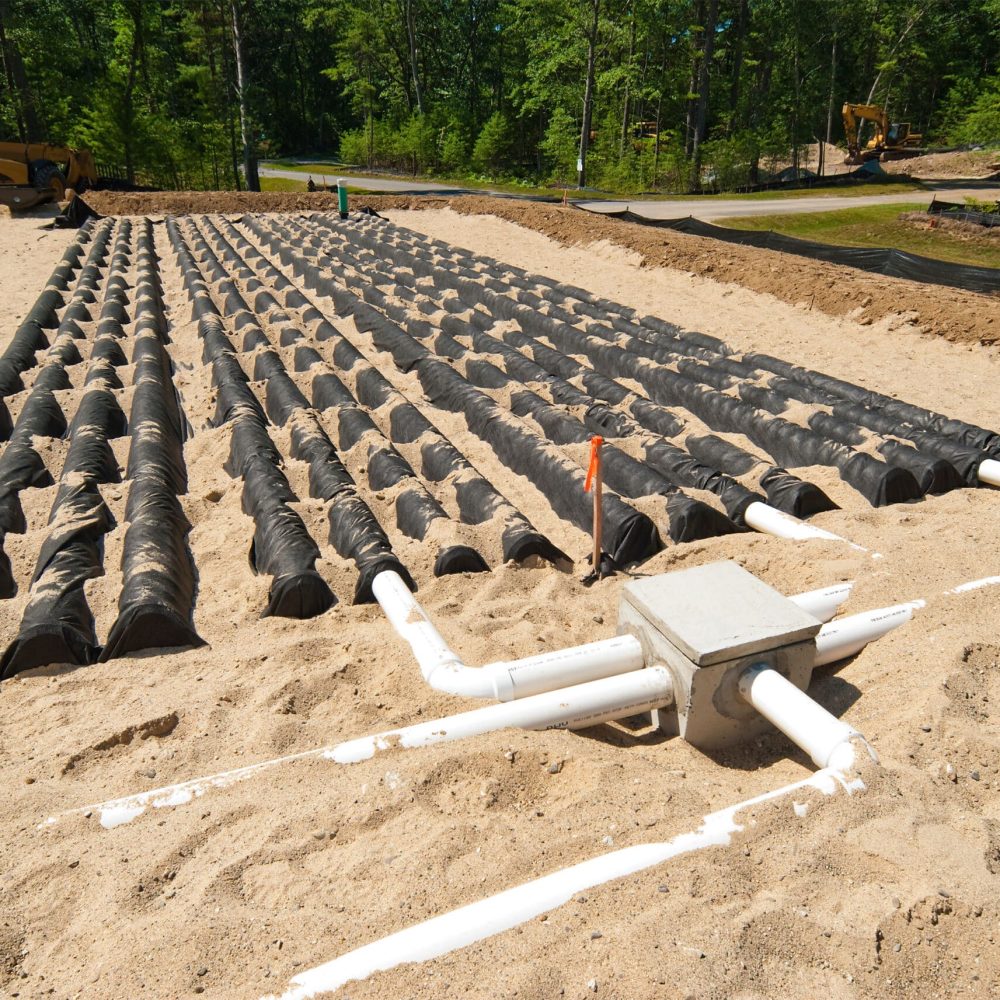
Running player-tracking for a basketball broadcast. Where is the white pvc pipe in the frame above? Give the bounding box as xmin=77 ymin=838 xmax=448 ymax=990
xmin=263 ymin=758 xmax=867 ymax=1000
xmin=372 ymin=569 xmax=646 ymax=700
xmin=787 ymin=581 xmax=854 ymax=622
xmin=978 ymin=458 xmax=1000 ymax=487
xmin=813 ymin=601 xmax=923 ymax=666
xmin=743 ymin=501 xmax=865 ymax=550
xmin=373 ymin=568 xmax=858 ymax=702
xmin=494 ymin=634 xmax=645 ymax=699
xmin=328 ymin=667 xmax=674 ymax=764
xmin=738 ymin=664 xmax=872 ymax=769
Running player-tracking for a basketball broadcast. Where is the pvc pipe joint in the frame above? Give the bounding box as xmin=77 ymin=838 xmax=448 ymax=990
xmin=372 ymin=570 xmax=646 ymax=701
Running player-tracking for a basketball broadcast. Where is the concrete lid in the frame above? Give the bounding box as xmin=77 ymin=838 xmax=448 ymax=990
xmin=620 ymin=560 xmax=821 ymax=667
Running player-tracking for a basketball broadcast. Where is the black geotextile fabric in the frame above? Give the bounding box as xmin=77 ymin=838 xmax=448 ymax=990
xmin=686 ymin=435 xmax=838 ymax=517
xmin=417 ymin=358 xmax=662 ymax=562
xmin=364 ymin=234 xmax=917 ymax=509
xmin=743 ymin=352 xmax=1000 ymax=458
xmin=353 ymin=214 xmax=999 ymax=482
xmin=167 ymin=218 xmax=336 ymax=619
xmin=189 ymin=217 xmax=427 ymax=600
xmin=321 ymin=219 xmax=847 ymax=516
xmin=1 ymin=223 xmax=133 ymax=674
xmin=0 ymin=218 xmax=108 ymax=398
xmin=449 ymin=322 xmax=762 ymax=525
xmin=102 ymin=222 xmax=204 ymax=659
xmin=245 ymin=214 xmax=567 ymax=569
xmin=267 ymin=221 xmax=660 ymax=561
xmin=189 ymin=219 xmax=434 ymax=600
xmin=0 ymin=481 xmax=114 ymax=678
xmin=302 ymin=215 xmax=839 ymax=530
xmin=580 ymin=208 xmax=1000 ymax=295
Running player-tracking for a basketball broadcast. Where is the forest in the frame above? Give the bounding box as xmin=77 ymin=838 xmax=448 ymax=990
xmin=1 ymin=0 xmax=999 ymax=194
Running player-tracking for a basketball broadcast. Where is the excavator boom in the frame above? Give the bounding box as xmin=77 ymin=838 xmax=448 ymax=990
xmin=842 ymin=102 xmax=923 ymax=164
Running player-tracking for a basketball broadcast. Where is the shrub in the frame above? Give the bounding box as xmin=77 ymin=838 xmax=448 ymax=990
xmin=472 ymin=112 xmax=511 ymax=172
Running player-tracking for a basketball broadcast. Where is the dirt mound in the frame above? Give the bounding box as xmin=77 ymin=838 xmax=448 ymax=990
xmin=882 ymin=148 xmax=1000 ymax=180
xmin=900 ymin=210 xmax=1000 ymax=241
xmin=85 ymin=189 xmax=345 ymax=215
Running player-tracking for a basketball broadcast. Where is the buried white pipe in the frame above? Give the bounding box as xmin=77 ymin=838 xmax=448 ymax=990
xmin=42 ymin=575 xmax=1000 ymax=831
xmin=787 ymin=580 xmax=854 ymax=622
xmin=262 ymin=753 xmax=867 ymax=1000
xmin=813 ymin=601 xmax=924 ymax=666
xmin=42 ymin=670 xmax=672 ymax=831
xmin=978 ymin=458 xmax=1000 ymax=487
xmin=329 ymin=667 xmax=673 ymax=764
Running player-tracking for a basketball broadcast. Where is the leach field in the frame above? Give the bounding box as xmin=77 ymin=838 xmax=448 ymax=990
xmin=1 ymin=196 xmax=999 ymax=1000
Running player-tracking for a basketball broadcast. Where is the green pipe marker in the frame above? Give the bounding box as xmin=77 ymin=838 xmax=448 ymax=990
xmin=337 ymin=178 xmax=348 ymax=219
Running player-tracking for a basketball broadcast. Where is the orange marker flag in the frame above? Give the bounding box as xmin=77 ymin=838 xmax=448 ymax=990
xmin=584 ymin=435 xmax=603 ymax=492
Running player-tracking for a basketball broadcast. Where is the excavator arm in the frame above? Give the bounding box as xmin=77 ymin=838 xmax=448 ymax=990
xmin=842 ymin=103 xmax=888 ymax=163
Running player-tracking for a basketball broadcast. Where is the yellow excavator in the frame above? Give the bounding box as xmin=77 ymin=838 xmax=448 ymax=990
xmin=0 ymin=142 xmax=98 ymax=211
xmin=842 ymin=103 xmax=923 ymax=164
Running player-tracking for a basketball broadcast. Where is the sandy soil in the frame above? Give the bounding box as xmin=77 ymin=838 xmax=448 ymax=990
xmin=1 ymin=205 xmax=999 ymax=1000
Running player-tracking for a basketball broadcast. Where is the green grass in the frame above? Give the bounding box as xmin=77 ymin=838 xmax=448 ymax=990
xmin=262 ymin=159 xmax=925 ymax=200
xmin=655 ymin=180 xmax=926 ymax=201
xmin=714 ymin=202 xmax=1000 ymax=269
xmin=259 ymin=175 xmax=309 ymax=192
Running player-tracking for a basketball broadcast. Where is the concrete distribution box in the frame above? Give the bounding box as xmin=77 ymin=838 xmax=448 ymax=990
xmin=617 ymin=561 xmax=822 ymax=749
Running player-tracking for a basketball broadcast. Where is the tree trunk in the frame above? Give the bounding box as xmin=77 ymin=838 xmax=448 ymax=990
xmin=865 ymin=10 xmax=923 ymax=106
xmin=684 ymin=0 xmax=705 ymax=156
xmin=728 ymin=0 xmax=749 ymax=128
xmin=576 ymin=0 xmax=600 ymax=188
xmin=823 ymin=32 xmax=837 ymax=175
xmin=690 ymin=0 xmax=719 ymax=189
xmin=620 ymin=6 xmax=636 ymax=156
xmin=122 ymin=3 xmax=143 ymax=186
xmin=0 ymin=0 xmax=41 ymax=139
xmin=404 ymin=0 xmax=424 ymax=114
xmin=230 ymin=0 xmax=259 ymax=191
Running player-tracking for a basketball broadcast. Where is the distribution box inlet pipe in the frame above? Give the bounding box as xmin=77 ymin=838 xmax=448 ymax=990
xmin=371 ymin=569 xmax=645 ymax=700
xmin=327 ymin=666 xmax=675 ymax=763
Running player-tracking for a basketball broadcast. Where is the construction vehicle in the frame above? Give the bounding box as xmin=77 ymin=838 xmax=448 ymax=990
xmin=842 ymin=103 xmax=923 ymax=164
xmin=0 ymin=142 xmax=98 ymax=211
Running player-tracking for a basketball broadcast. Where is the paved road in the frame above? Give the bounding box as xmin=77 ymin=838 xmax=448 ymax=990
xmin=576 ymin=185 xmax=1000 ymax=221
xmin=259 ymin=164 xmax=468 ymax=193
xmin=259 ymin=164 xmax=1000 ymax=221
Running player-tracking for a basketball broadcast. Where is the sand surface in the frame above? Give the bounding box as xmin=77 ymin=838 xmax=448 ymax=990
xmin=1 ymin=204 xmax=999 ymax=1000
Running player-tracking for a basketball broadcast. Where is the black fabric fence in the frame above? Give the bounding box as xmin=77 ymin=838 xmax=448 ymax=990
xmin=576 ymin=207 xmax=1000 ymax=295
